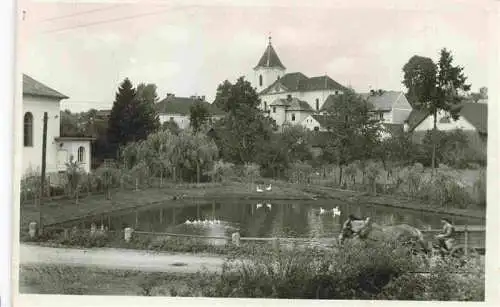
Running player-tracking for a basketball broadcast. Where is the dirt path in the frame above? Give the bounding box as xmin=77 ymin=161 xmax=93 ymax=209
xmin=19 ymin=243 xmax=226 ymax=273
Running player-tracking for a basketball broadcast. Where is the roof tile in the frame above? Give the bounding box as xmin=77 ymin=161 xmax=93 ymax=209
xmin=23 ymin=74 xmax=68 ymax=100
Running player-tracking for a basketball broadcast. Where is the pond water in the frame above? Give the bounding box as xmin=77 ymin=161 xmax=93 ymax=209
xmin=53 ymin=199 xmax=485 ymax=242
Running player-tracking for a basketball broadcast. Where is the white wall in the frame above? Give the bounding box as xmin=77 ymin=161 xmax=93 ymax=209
xmin=391 ymin=93 xmax=412 ymax=124
xmin=413 ymin=110 xmax=476 ymax=132
xmin=301 ymin=115 xmax=326 ymax=131
xmin=260 ymin=89 xmax=343 ymax=114
xmin=269 ymin=105 xmax=287 ymax=126
xmin=22 ymin=95 xmax=61 ymax=176
xmin=159 ymin=114 xmax=190 ymax=129
xmin=254 ymin=67 xmax=285 ymax=93
xmin=59 ymin=140 xmax=92 ymax=173
xmin=286 ymin=110 xmax=312 ymax=126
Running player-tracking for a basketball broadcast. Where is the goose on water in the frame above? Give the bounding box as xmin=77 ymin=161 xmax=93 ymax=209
xmin=256 ymin=203 xmax=263 ymax=209
xmin=256 ymin=186 xmax=264 ymax=192
xmin=332 ymin=207 xmax=341 ymax=217
xmin=319 ymin=207 xmax=326 ymax=215
xmin=185 ymin=220 xmax=192 ymax=225
xmin=266 ymin=204 xmax=272 ymax=209
xmin=265 ymin=184 xmax=272 ymax=191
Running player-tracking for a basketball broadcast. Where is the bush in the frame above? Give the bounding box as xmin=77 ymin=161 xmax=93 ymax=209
xmin=472 ymin=169 xmax=486 ymax=207
xmin=201 ymin=242 xmax=424 ymax=299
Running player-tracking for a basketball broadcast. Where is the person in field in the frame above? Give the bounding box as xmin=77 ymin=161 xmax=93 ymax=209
xmin=435 ymin=217 xmax=456 ymax=254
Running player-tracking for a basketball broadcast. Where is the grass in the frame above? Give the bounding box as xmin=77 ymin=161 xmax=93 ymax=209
xmin=19 ymin=264 xmax=211 ymax=296
xmin=19 ymin=243 xmax=485 ymax=300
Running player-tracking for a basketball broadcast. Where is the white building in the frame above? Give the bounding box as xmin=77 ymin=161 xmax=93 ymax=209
xmin=155 ymin=94 xmax=225 ymax=129
xmin=405 ymin=102 xmax=487 ymax=155
xmin=252 ymin=38 xmax=347 ymax=129
xmin=22 ymin=74 xmax=94 ymax=176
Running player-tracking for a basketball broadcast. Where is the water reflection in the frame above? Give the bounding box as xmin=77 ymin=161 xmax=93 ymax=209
xmin=57 ymin=199 xmax=484 ymax=239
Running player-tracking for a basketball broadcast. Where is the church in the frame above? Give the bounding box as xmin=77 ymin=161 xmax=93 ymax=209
xmin=251 ymin=37 xmax=413 ymax=136
xmin=252 ymin=37 xmax=348 ymax=129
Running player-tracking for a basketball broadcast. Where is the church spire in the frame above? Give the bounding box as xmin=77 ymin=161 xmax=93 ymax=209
xmin=254 ymin=35 xmax=286 ymax=70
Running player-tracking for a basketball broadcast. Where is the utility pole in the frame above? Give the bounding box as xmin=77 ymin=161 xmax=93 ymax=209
xmin=39 ymin=112 xmax=48 ymax=234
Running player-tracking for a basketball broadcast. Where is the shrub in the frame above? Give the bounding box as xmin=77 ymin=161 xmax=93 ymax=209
xmin=207 ymin=160 xmax=236 ymax=183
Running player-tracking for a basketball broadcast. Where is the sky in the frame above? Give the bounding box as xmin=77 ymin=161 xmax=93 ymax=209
xmin=18 ymin=0 xmax=497 ymax=112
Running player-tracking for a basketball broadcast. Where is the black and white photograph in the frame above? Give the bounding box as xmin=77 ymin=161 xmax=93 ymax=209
xmin=11 ymin=0 xmax=498 ymax=304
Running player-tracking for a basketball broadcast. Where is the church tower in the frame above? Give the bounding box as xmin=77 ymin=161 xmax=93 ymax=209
xmin=253 ymin=36 xmax=286 ymax=93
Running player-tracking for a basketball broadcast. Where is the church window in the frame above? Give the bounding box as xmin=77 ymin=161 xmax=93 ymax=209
xmin=315 ymin=99 xmax=319 ymax=111
xmin=272 ymin=107 xmax=276 ymax=113
xmin=24 ymin=112 xmax=33 ymax=147
xmin=291 ymin=114 xmax=296 ymax=121
xmin=77 ymin=146 xmax=85 ymax=163
xmin=259 ymin=75 xmax=263 ymax=86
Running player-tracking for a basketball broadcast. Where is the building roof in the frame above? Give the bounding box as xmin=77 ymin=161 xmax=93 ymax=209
xmin=260 ymin=72 xmax=347 ymax=95
xmin=460 ymin=102 xmax=487 ymax=134
xmin=55 ymin=136 xmax=96 ymax=142
xmin=269 ymin=97 xmax=313 ymax=111
xmin=406 ymin=102 xmax=488 ymax=134
xmin=23 ymin=74 xmax=69 ymax=100
xmin=155 ymin=95 xmax=225 ymax=116
xmin=254 ymin=41 xmax=286 ymax=70
xmin=360 ymin=91 xmax=405 ymax=111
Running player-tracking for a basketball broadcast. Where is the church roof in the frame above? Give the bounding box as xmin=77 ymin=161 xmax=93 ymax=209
xmin=254 ymin=42 xmax=286 ymax=70
xmin=23 ymin=74 xmax=69 ymax=100
xmin=260 ymin=72 xmax=347 ymax=95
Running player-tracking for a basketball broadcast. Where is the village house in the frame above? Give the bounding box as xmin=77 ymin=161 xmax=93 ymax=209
xmin=155 ymin=94 xmax=225 ymax=129
xmin=405 ymin=101 xmax=488 ymax=155
xmin=22 ymin=74 xmax=94 ymax=176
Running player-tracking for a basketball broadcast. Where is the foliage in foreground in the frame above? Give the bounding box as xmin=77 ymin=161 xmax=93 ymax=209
xmin=198 ymin=243 xmax=484 ymax=301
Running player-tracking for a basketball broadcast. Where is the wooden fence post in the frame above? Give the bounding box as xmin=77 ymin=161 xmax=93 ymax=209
xmin=232 ymin=232 xmax=240 ymax=247
xmin=464 ymin=224 xmax=469 ymax=256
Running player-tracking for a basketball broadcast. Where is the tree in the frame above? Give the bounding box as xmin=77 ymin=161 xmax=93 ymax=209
xmin=189 ymin=101 xmax=210 ymax=133
xmin=320 ymin=89 xmax=381 ymax=185
xmin=402 ymin=48 xmax=471 ymax=170
xmin=107 ymin=78 xmax=160 ymax=158
xmin=136 ymin=83 xmax=159 ymax=104
xmin=212 ymin=77 xmax=276 ymax=165
xmin=162 ymin=119 xmax=180 ymax=135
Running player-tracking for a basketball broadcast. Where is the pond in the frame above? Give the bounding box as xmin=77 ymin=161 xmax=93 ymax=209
xmin=52 ymin=199 xmax=485 ymax=242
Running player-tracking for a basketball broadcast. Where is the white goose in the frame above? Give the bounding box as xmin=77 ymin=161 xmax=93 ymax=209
xmin=256 ymin=203 xmax=263 ymax=209
xmin=332 ymin=206 xmax=341 ymax=217
xmin=319 ymin=207 xmax=326 ymax=215
xmin=266 ymin=203 xmax=272 ymax=209
xmin=185 ymin=220 xmax=192 ymax=225
xmin=256 ymin=185 xmax=264 ymax=192
xmin=265 ymin=184 xmax=272 ymax=191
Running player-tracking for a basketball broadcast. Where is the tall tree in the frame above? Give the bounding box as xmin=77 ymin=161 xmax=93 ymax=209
xmin=320 ymin=89 xmax=381 ymax=184
xmin=107 ymin=78 xmax=160 ymax=159
xmin=212 ymin=77 xmax=276 ymax=165
xmin=136 ymin=83 xmax=159 ymax=104
xmin=402 ymin=48 xmax=471 ymax=170
xmin=189 ymin=101 xmax=210 ymax=133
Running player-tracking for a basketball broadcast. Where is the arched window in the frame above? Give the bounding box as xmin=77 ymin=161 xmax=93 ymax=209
xmin=259 ymin=75 xmax=263 ymax=86
xmin=316 ymin=98 xmax=319 ymax=111
xmin=77 ymin=146 xmax=85 ymax=163
xmin=23 ymin=112 xmax=33 ymax=147
xmin=291 ymin=113 xmax=296 ymax=121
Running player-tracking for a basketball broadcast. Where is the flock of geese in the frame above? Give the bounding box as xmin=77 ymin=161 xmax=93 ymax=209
xmin=185 ymin=219 xmax=221 ymax=225
xmin=320 ymin=206 xmax=342 ymax=217
xmin=256 ymin=184 xmax=272 ymax=192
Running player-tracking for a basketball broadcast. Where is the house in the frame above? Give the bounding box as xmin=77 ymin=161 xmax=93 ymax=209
xmin=22 ymin=74 xmax=94 ymax=176
xmin=252 ymin=37 xmax=348 ymax=128
xmin=155 ymin=94 xmax=225 ymax=129
xmin=405 ymin=102 xmax=488 ymax=154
